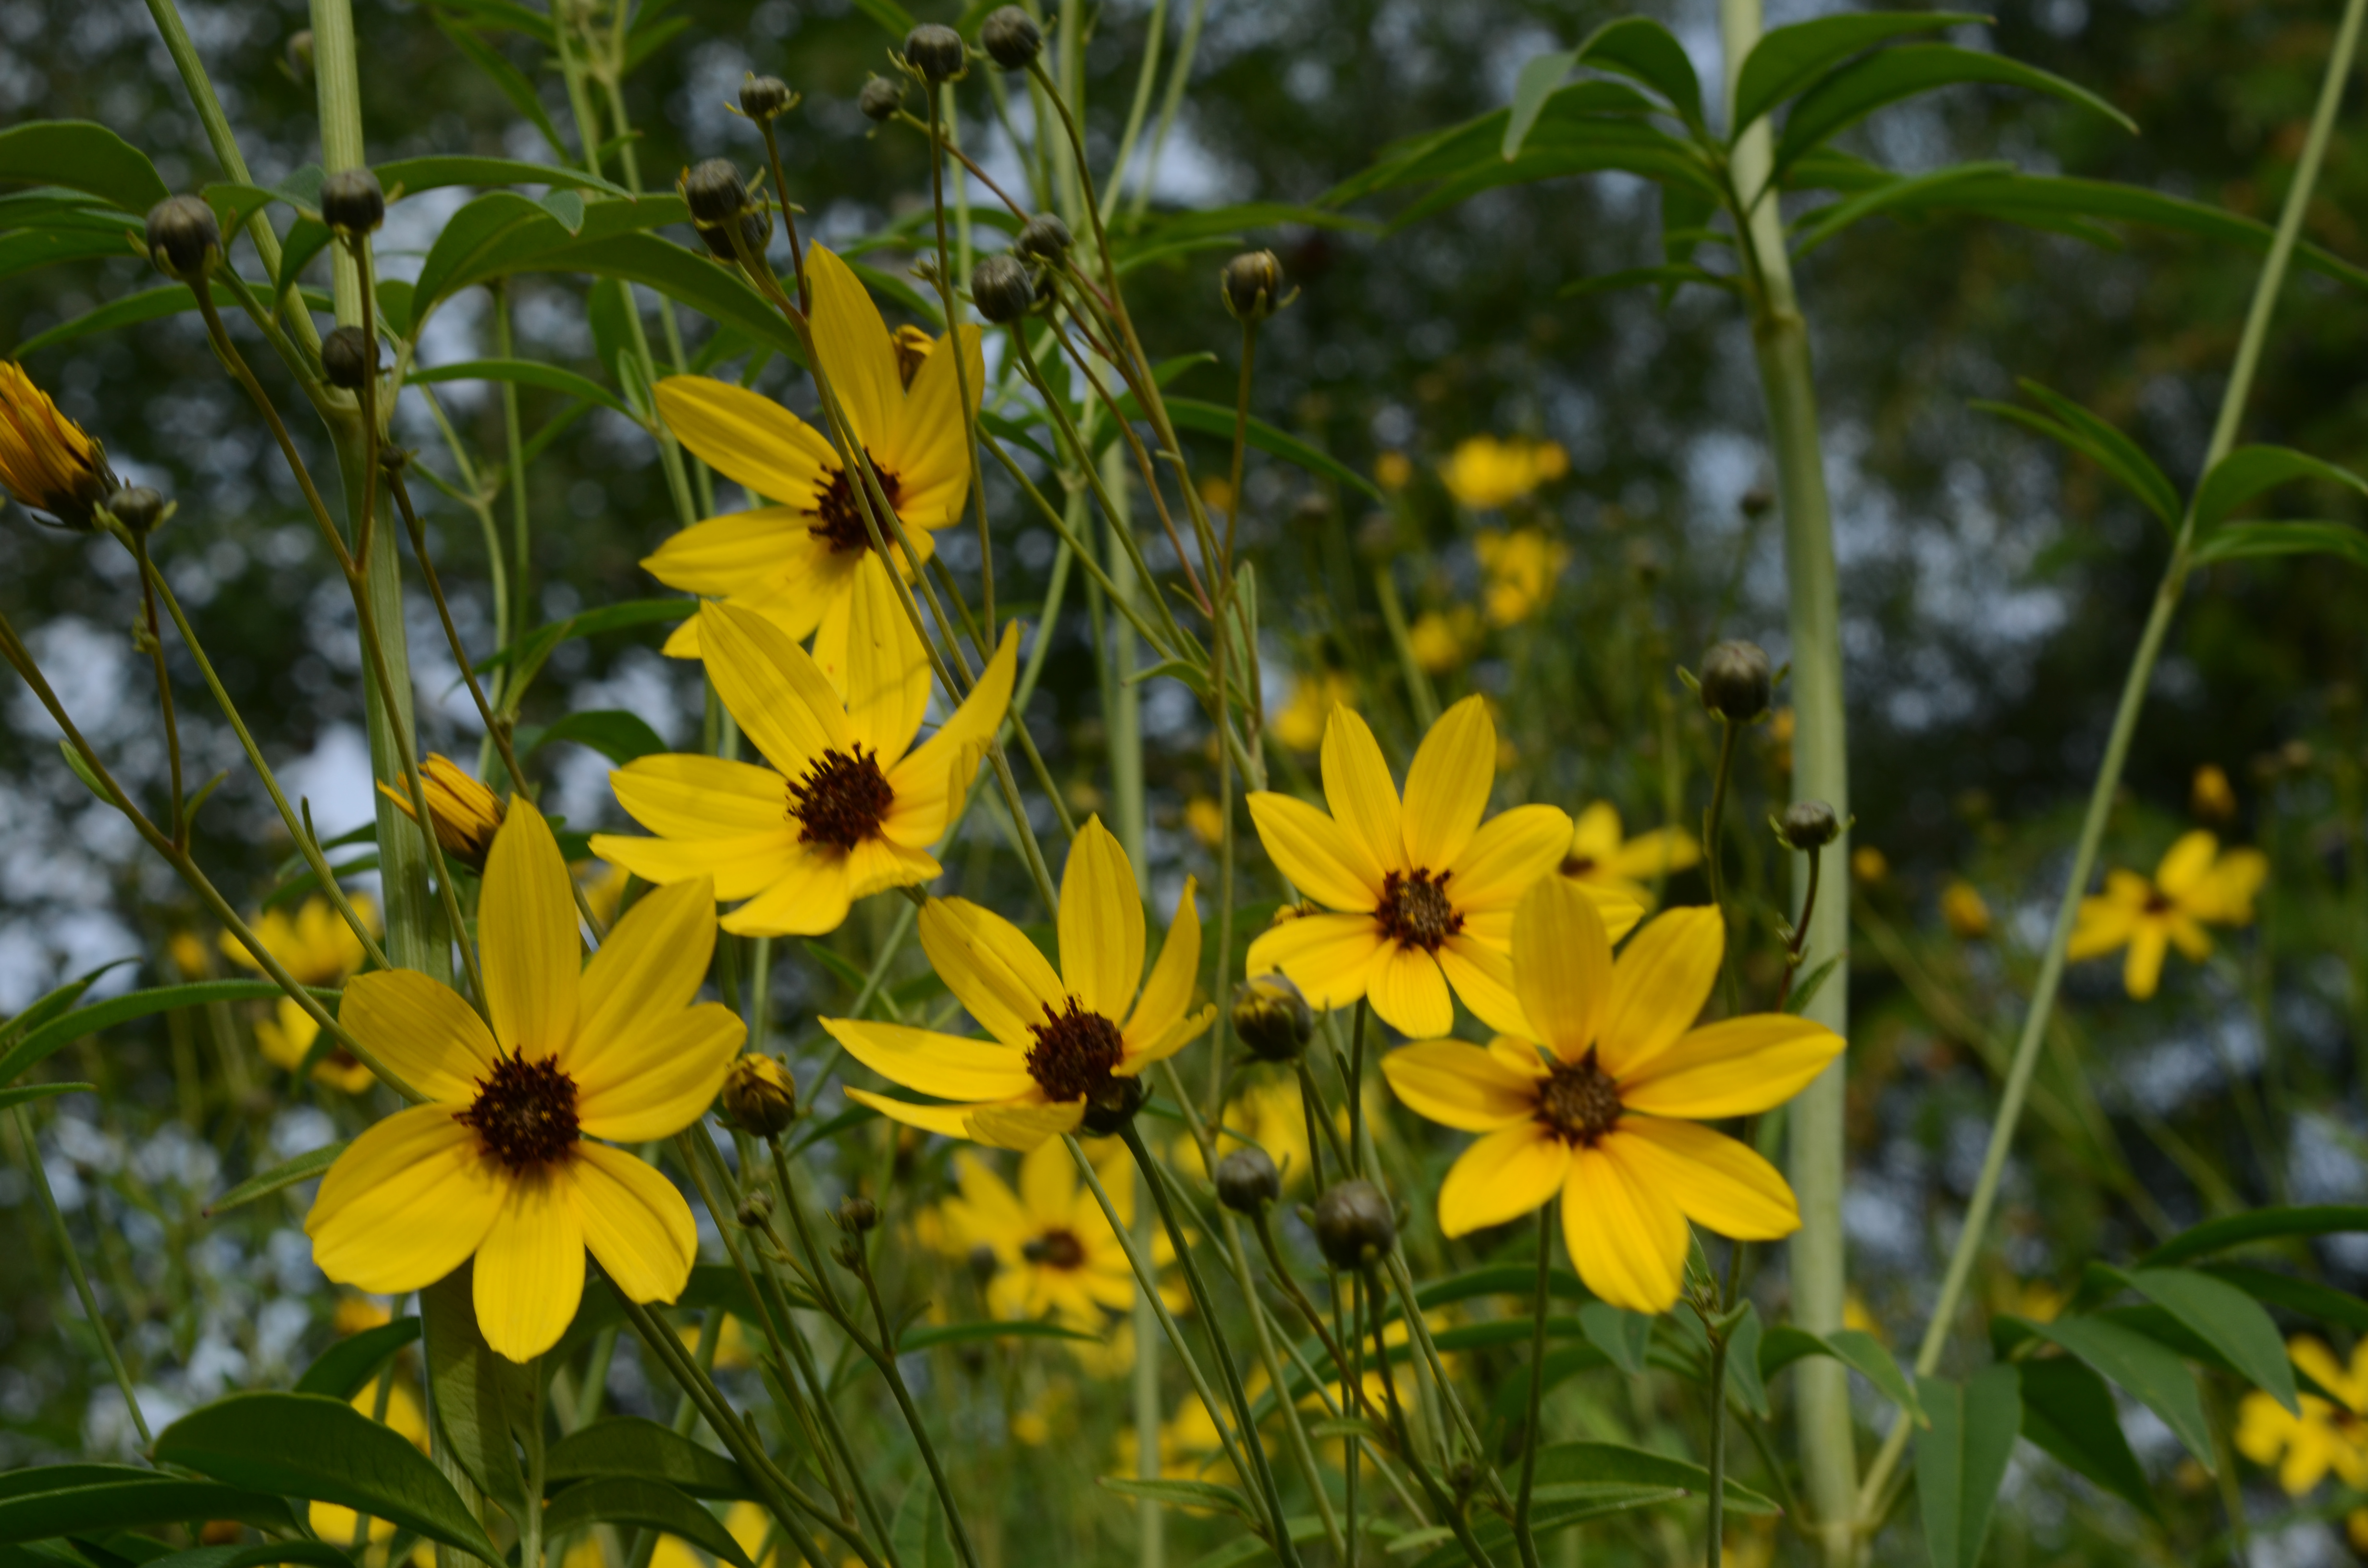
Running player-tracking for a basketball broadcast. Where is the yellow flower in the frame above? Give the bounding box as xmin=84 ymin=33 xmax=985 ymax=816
xmin=824 ymin=817 xmax=1211 ymax=1151
xmin=258 ymin=994 xmax=376 ymax=1095
xmin=1198 ymin=474 xmax=1236 ymax=513
xmin=2192 ymin=762 xmax=2237 ymax=822
xmin=1940 ymin=880 xmax=1992 ymax=940
xmin=312 ymin=1379 xmax=430 ymax=1548
xmin=1380 ymin=877 xmax=1843 ymax=1312
xmin=2237 ymin=1337 xmax=2368 ymax=1495
xmin=1244 ymin=696 xmax=1607 ymax=1038
xmin=1472 ymin=528 xmax=1567 ymax=627
xmin=591 ymin=591 xmax=1017 ymax=937
xmin=305 ymin=803 xmax=744 ymax=1361
xmin=1271 ymin=671 xmax=1355 ymax=754
xmin=0 ymin=361 xmax=117 ymax=530
xmin=1559 ymin=802 xmax=1700 ymax=910
xmin=1408 ymin=608 xmax=1479 ymax=674
xmin=1765 ymin=706 xmax=1795 ymax=776
xmin=334 ymin=1293 xmax=393 ymax=1336
xmin=1375 ymin=450 xmax=1414 ymax=491
xmin=1440 ymin=435 xmax=1566 ymax=511
xmin=643 ymin=245 xmax=983 ymax=687
xmin=169 ymin=931 xmax=210 ymax=980
xmin=1842 ymin=1290 xmax=1885 ymax=1341
xmin=378 ymin=755 xmax=505 ymax=872
xmin=1850 ymin=845 xmax=1887 ymax=885
xmin=222 ymin=894 xmax=378 ymax=988
xmin=1184 ymin=795 xmax=1227 ymax=848
xmin=2067 ymin=830 xmax=2269 ymax=999
xmin=2007 ymin=1277 xmax=2064 ymax=1324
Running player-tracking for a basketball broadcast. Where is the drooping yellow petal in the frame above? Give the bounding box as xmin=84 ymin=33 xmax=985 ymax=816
xmin=805 ymin=245 xmax=901 ymax=455
xmin=1245 ymin=913 xmax=1385 ymax=1011
xmin=573 ymin=1002 xmax=743 ymax=1143
xmin=1443 ymin=804 xmax=1575 ymax=911
xmin=1060 ymin=818 xmax=1146 ymax=1022
xmin=1561 ymin=1139 xmax=1689 ymax=1313
xmin=2124 ymin=921 xmax=2170 ymax=1000
xmin=918 ymin=896 xmax=1068 ymax=1048
xmin=338 ymin=969 xmax=500 ymax=1103
xmin=698 ymin=600 xmax=851 ymax=778
xmin=1379 ymin=1041 xmax=1538 ymax=1131
xmin=2066 ymin=893 xmax=2137 ymax=959
xmin=822 ymin=1018 xmax=1039 ymax=1102
xmin=608 ymin=753 xmax=792 ymax=837
xmin=841 ymin=554 xmax=933 ymax=761
xmin=572 ymin=876 xmax=718 ymax=1085
xmin=1019 ymin=1134 xmax=1074 ymax=1222
xmin=654 ymin=377 xmax=837 ymax=506
xmin=1605 ymin=825 xmax=1700 ymax=881
xmin=884 ymin=622 xmax=1018 ymax=845
xmin=718 ymin=850 xmax=854 ymax=937
xmin=480 ymin=801 xmax=581 ymax=1060
xmin=842 ymin=836 xmax=941 ymax=901
xmin=1438 ymin=1121 xmax=1570 ymax=1235
xmin=641 ymin=509 xmax=823 ymax=599
xmin=1320 ymin=705 xmax=1406 ymax=875
xmin=1569 ymin=802 xmax=1624 ymax=863
xmin=1596 ymin=906 xmax=1722 ymax=1079
xmin=2165 ymin=913 xmax=2214 ymax=961
xmin=474 ymin=1167 xmax=585 ymax=1362
xmin=2193 ymin=846 xmax=2268 ymax=924
xmin=1616 ymin=1014 xmax=1844 ymax=1119
xmin=2154 ymin=830 xmax=2221 ymax=898
xmin=968 ymin=1097 xmax=1087 ymax=1151
xmin=1114 ymin=1004 xmax=1214 ymax=1072
xmin=572 ymin=1143 xmax=698 ymax=1304
xmin=844 ymin=1086 xmax=1005 ymax=1140
xmin=1613 ymin=1118 xmax=1800 ymax=1239
xmin=1436 ymin=935 xmax=1530 ymax=1039
xmin=886 ymin=324 xmax=985 ymax=515
xmin=590 ymin=827 xmax=804 ymax=905
xmin=948 ymin=1151 xmax=1033 ymax=1252
xmin=1246 ymin=791 xmax=1387 ymax=910
xmin=1400 ymin=695 xmax=1494 ymax=871
xmin=1510 ymin=875 xmax=1611 ymax=1064
xmin=306 ymin=1105 xmax=504 ymax=1293
xmin=1368 ymin=944 xmax=1454 ymax=1038
xmin=1125 ymin=877 xmax=1202 ymax=1053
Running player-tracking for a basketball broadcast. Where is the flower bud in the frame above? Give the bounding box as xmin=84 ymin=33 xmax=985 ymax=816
xmin=286 ymin=29 xmax=315 ymax=80
xmin=740 ymin=73 xmax=797 ymax=122
xmin=319 ymin=168 xmax=386 ymax=234
xmin=1312 ymin=1179 xmax=1395 ymax=1270
xmin=320 ymin=325 xmax=379 ymax=392
xmin=859 ymin=75 xmax=907 ymax=122
xmin=1774 ymin=799 xmax=1839 ymax=851
xmin=1221 ymin=250 xmax=1287 ymax=322
xmin=1015 ymin=212 xmax=1072 ymax=260
xmin=1079 ymin=1073 xmax=1147 ymax=1136
xmin=1231 ymin=974 xmax=1314 ymax=1062
xmin=681 ymin=159 xmax=752 ymax=227
xmin=735 ymin=1188 xmax=775 ymax=1227
xmin=966 ymin=1242 xmax=1000 ymax=1284
xmin=903 ymin=23 xmax=967 ymax=84
xmin=144 ymin=195 xmax=221 ymax=282
xmin=104 ymin=486 xmax=169 ymax=539
xmin=837 ymin=1194 xmax=880 ymax=1233
xmin=720 ymin=1053 xmax=798 ymax=1136
xmin=979 ymin=6 xmax=1043 ymax=70
xmin=1215 ymin=1145 xmax=1281 ymax=1215
xmin=971 ymin=254 xmax=1036 ymax=325
xmin=1697 ymin=640 xmax=1772 ymax=723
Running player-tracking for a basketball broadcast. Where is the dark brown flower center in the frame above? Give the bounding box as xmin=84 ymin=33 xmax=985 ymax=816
xmin=1558 ymin=854 xmax=1598 ymax=877
xmin=2144 ymin=887 xmax=2176 ymax=915
xmin=1024 ymin=1229 xmax=1088 ymax=1271
xmin=1535 ymin=1051 xmax=1623 ymax=1146
xmin=1025 ymin=997 xmax=1125 ymax=1104
xmin=1377 ymin=868 xmax=1463 ymax=952
xmin=787 ymin=745 xmax=895 ymax=850
xmin=811 ymin=451 xmax=905 ymax=554
xmin=457 ymin=1054 xmax=580 ymax=1170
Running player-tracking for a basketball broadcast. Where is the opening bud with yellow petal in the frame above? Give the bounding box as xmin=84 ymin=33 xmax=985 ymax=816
xmin=1216 ymin=1145 xmax=1281 ymax=1215
xmin=1697 ymin=639 xmax=1772 ymax=723
xmin=1221 ymin=250 xmax=1293 ymax=322
xmin=377 ymin=754 xmax=505 ymax=872
xmin=903 ymin=23 xmax=968 ymax=84
xmin=144 ymin=195 xmax=221 ymax=282
xmin=319 ymin=168 xmax=385 ymax=235
xmin=1313 ymin=1179 xmax=1395 ymax=1269
xmin=1231 ymin=973 xmax=1314 ymax=1063
xmin=720 ymin=1052 xmax=798 ymax=1137
xmin=0 ymin=363 xmax=120 ymax=531
xmin=978 ymin=7 xmax=1042 ymax=70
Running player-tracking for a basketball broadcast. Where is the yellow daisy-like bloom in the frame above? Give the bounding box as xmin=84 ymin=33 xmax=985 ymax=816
xmin=2067 ymin=830 xmax=2269 ymax=1000
xmin=1245 ymin=696 xmax=1610 ymax=1039
xmin=225 ymin=894 xmax=381 ymax=1095
xmin=644 ymin=244 xmax=983 ymax=686
xmin=1408 ymin=607 xmax=1479 ymax=674
xmin=1440 ymin=434 xmax=1566 ymax=511
xmin=0 ymin=361 xmax=117 ymax=529
xmin=378 ymin=754 xmax=506 ymax=872
xmin=2192 ymin=762 xmax=2237 ymax=822
xmin=824 ymin=816 xmax=1212 ymax=1151
xmin=1940 ymin=880 xmax=1992 ymax=940
xmin=305 ymin=802 xmax=743 ymax=1361
xmin=591 ymin=588 xmax=1016 ymax=938
xmin=1559 ymin=802 xmax=1700 ymax=910
xmin=1270 ymin=670 xmax=1356 ymax=754
xmin=2237 ymin=1337 xmax=2368 ymax=1495
xmin=1375 ymin=450 xmax=1414 ymax=491
xmin=1380 ymin=876 xmax=1843 ymax=1312
xmin=1473 ymin=528 xmax=1568 ymax=627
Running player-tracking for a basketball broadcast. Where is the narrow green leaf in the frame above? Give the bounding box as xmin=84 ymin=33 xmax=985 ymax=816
xmin=411 ymin=191 xmax=560 ymax=316
xmin=1328 ymin=82 xmax=1662 ymax=206
xmin=0 ymin=122 xmax=169 ymax=213
xmin=153 ymin=1391 xmax=502 ymax=1560
xmin=0 ymin=229 xmax=137 ymax=290
xmin=295 ymin=1316 xmax=422 ymax=1402
xmin=1098 ymin=1476 xmax=1257 ymax=1519
xmin=2190 ymin=521 xmax=2368 ymax=570
xmin=276 ymin=216 xmax=333 ymax=297
xmin=544 ymin=1416 xmax=755 ymax=1500
xmin=1412 ymin=1262 xmax=1591 ymax=1309
xmin=850 ymin=0 xmax=918 ymax=37
xmin=203 ymin=1139 xmax=347 ymax=1217
xmin=130 ymin=1544 xmax=355 ymax=1568
xmin=1972 ymin=382 xmax=2180 ymax=527
xmin=899 ymin=1318 xmax=1105 ymax=1351
xmin=16 ymin=282 xmax=333 ymax=357
xmin=520 ymin=707 xmax=669 ymax=765
xmin=1916 ymin=1366 xmax=2022 ymax=1568
xmin=1387 ymin=122 xmax=1722 ymax=229
xmin=2026 ymin=1313 xmax=2213 ymax=1466
xmin=1725 ymin=1303 xmax=1770 ymax=1420
xmin=0 ymin=967 xmax=112 ymax=1053
xmin=1113 ymin=394 xmax=1385 ymax=502
xmin=1576 ymin=18 xmax=1706 ymax=132
xmin=1733 ymin=12 xmax=1988 ymax=135
xmin=2205 ymin=1263 xmax=2368 ymax=1333
xmin=432 ymin=17 xmax=568 ymax=159
xmin=2193 ymin=446 xmax=2368 ymax=533
xmin=0 ymin=1082 xmax=93 ymax=1113
xmin=1558 ymin=263 xmax=1736 ymax=299
xmin=375 ymin=156 xmax=632 ymax=200
xmin=407 ymin=357 xmax=638 ymax=421
xmin=1785 ymin=953 xmax=1846 ymax=1015
xmin=1580 ymin=1300 xmax=1652 ymax=1374
xmin=2015 ymin=1357 xmax=2159 ymax=1518
xmin=1 ymin=980 xmax=338 ymax=1089
xmin=1789 ymin=161 xmax=2018 ymax=257
xmin=891 ymin=1480 xmax=958 ymax=1568
xmin=1776 ymin=47 xmax=2134 ymax=184
xmin=473 ymin=596 xmax=691 ymax=677
xmin=1827 ymin=1328 xmax=1928 ymax=1426
xmin=0 ymin=1463 xmax=175 ymax=1500
xmin=543 ymin=1478 xmax=753 ymax=1567
xmin=2123 ymin=1266 xmax=2299 ymax=1413
xmin=1505 ymin=51 xmax=1582 ymax=159
xmin=1527 ymin=1440 xmax=1779 ymax=1514
xmin=0 ymin=1480 xmax=298 ymax=1543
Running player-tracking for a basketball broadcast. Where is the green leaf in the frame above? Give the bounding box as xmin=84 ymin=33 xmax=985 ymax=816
xmin=420 ymin=1266 xmax=530 ymax=1512
xmin=543 ymin=1478 xmax=753 ymax=1568
xmin=2190 ymin=521 xmax=2368 ymax=570
xmin=2122 ymin=1266 xmax=2299 ymax=1414
xmin=15 ymin=282 xmax=333 ymax=357
xmin=474 ymin=596 xmax=691 ymax=678
xmin=1579 ymin=1300 xmax=1652 ymax=1375
xmin=1098 ymin=1476 xmax=1257 ymax=1520
xmin=375 ymin=156 xmax=632 ymax=201
xmin=202 ymin=1139 xmax=347 ymax=1217
xmin=1725 ymin=1303 xmax=1769 ymax=1420
xmin=276 ymin=217 xmax=334 ymax=297
xmin=1412 ymin=1262 xmax=1591 ymax=1310
xmin=295 ymin=1316 xmax=421 ymax=1401
xmin=1828 ymin=1328 xmax=1928 ymax=1426
xmin=1527 ymin=1440 xmax=1779 ymax=1514
xmin=0 ymin=1479 xmax=299 ymax=1543
xmin=1557 ymin=263 xmax=1736 ymax=299
xmin=0 ymin=980 xmax=338 ymax=1089
xmin=1431 ymin=1314 xmax=1590 ymax=1353
xmin=411 ymin=191 xmax=567 ymax=316
xmin=1391 ymin=122 xmax=1716 ymax=230
xmin=407 ymin=357 xmax=640 ymax=422
xmin=899 ymin=1318 xmax=1106 ymax=1352
xmin=1330 ymin=82 xmax=1663 ymax=207
xmin=0 ymin=229 xmax=137 ymax=291
xmin=1775 ymin=47 xmax=2134 ymax=184
xmin=0 ymin=965 xmax=119 ymax=1052
xmin=850 ymin=0 xmax=918 ymax=37
xmin=131 ymin=1546 xmax=355 ymax=1568
xmin=153 ymin=1391 xmax=502 ymax=1560
xmin=1916 ymin=1366 xmax=2022 ymax=1568
xmin=520 ymin=708 xmax=669 ymax=766
xmin=2023 ymin=1313 xmax=2213 ymax=1466
xmin=2205 ymin=1263 xmax=2368 ymax=1333
xmin=1733 ymin=13 xmax=1988 ymax=135
xmin=1505 ymin=51 xmax=1583 ymax=160
xmin=0 ymin=1082 xmax=94 ymax=1113
xmin=1789 ymin=161 xmax=2019 ymax=257
xmin=470 ymin=228 xmax=807 ymax=364
xmin=1576 ymin=17 xmax=1706 ymax=133
xmin=1784 ymin=953 xmax=1846 ymax=1015
xmin=432 ymin=17 xmax=568 ymax=159
xmin=2015 ymin=1357 xmax=2160 ymax=1519
xmin=1489 ymin=1343 xmax=1614 ymax=1423
xmin=2193 ymin=446 xmax=2368 ymax=533
xmin=1119 ymin=394 xmax=1384 ymax=502
xmin=545 ymin=1416 xmax=754 ymax=1500
xmin=0 ymin=122 xmax=168 ymax=214
xmin=0 ymin=1464 xmax=176 ymax=1502
xmin=1973 ymin=380 xmax=2180 ymax=528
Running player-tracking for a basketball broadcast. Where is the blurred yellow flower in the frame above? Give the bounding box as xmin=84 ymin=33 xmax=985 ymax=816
xmin=1842 ymin=1290 xmax=1884 ymax=1341
xmin=1940 ymin=881 xmax=1992 ymax=940
xmin=1560 ymin=802 xmax=1700 ymax=910
xmin=2238 ymin=1337 xmax=2368 ymax=1495
xmin=2192 ymin=762 xmax=2237 ymax=822
xmin=1765 ymin=706 xmax=1795 ymax=776
xmin=1408 ymin=608 xmax=1479 ymax=674
xmin=168 ymin=931 xmax=210 ymax=980
xmin=2011 ymin=1278 xmax=2064 ymax=1324
xmin=1375 ymin=450 xmax=1414 ymax=491
xmin=1441 ymin=435 xmax=1566 ymax=510
xmin=678 ymin=1312 xmax=757 ymax=1372
xmin=333 ymin=1294 xmax=392 ymax=1336
xmin=579 ymin=860 xmax=630 ymax=929
xmin=1851 ymin=846 xmax=1888 ymax=886
xmin=1271 ymin=670 xmax=1356 ymax=753
xmin=1184 ymin=1076 xmax=1321 ymax=1192
xmin=1184 ymin=795 xmax=1227 ymax=848
xmin=1472 ymin=528 xmax=1568 ymax=627
xmin=226 ymin=894 xmax=381 ymax=1094
xmin=1198 ymin=474 xmax=1236 ymax=513
xmin=0 ymin=361 xmax=117 ymax=530
xmin=2068 ymin=830 xmax=2269 ymax=999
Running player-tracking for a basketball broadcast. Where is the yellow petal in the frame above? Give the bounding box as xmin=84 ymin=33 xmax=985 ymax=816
xmin=1019 ymin=1134 xmax=1074 ymax=1221
xmin=1443 ymin=804 xmax=1574 ymax=909
xmin=1569 ymin=802 xmax=1623 ymax=862
xmin=1617 ymin=1014 xmax=1844 ymax=1119
xmin=1060 ymin=818 xmax=1146 ymax=1022
xmin=1579 ymin=882 xmax=1646 ymax=944
xmin=1597 ymin=906 xmax=1722 ymax=1079
xmin=589 ymin=829 xmax=804 ymax=905
xmin=822 ymin=1017 xmax=1038 ymax=1101
xmin=2154 ymin=830 xmax=2220 ymax=897
xmin=2165 ymin=913 xmax=2213 ymax=961
xmin=481 ymin=800 xmax=581 ymax=1060
xmin=574 ymin=1001 xmax=744 ymax=1142
xmin=718 ymin=850 xmax=854 ymax=937
xmin=1436 ymin=935 xmax=1530 ymax=1038
xmin=967 ymin=1097 xmax=1086 ymax=1151
xmin=573 ymin=1142 xmax=698 ymax=1304
xmin=338 ymin=969 xmax=500 ymax=1103
xmin=1125 ymin=877 xmax=1201 ymax=1051
xmin=654 ymin=378 xmax=836 ymax=506
xmin=919 ymin=896 xmax=1067 ymax=1050
xmin=573 ymin=876 xmax=717 ymax=1075
xmin=1438 ymin=1122 xmax=1570 ymax=1236
xmin=2124 ymin=921 xmax=2169 ymax=1000
xmin=844 ymin=1085 xmax=999 ymax=1141
xmin=1245 ymin=913 xmax=1384 ymax=1011
xmin=1561 ymin=1141 xmax=1688 ymax=1313
xmin=1246 ymin=791 xmax=1386 ymax=911
xmin=1400 ymin=695 xmax=1494 ymax=871
xmin=1605 ymin=825 xmax=1700 ymax=880
xmin=1320 ymin=705 xmax=1406 ymax=875
xmin=806 ymin=245 xmax=901 ymax=455
xmin=698 ymin=600 xmax=851 ymax=777
xmin=886 ymin=324 xmax=985 ymax=512
xmin=2066 ymin=894 xmax=2135 ymax=959
xmin=1379 ymin=1041 xmax=1537 ymax=1131
xmin=640 ymin=509 xmax=820 ymax=598
xmin=841 ymin=553 xmax=933 ymax=761
xmin=2192 ymin=846 xmax=2268 ymax=923
xmin=843 ymin=835 xmax=940 ymax=901
xmin=1368 ymin=944 xmax=1454 ymax=1038
xmin=609 ymin=753 xmax=790 ymax=836
xmin=1116 ymin=1004 xmax=1213 ymax=1072
xmin=474 ymin=1167 xmax=585 ymax=1362
xmin=1612 ymin=1119 xmax=1799 ymax=1239
xmin=885 ymin=622 xmax=1018 ymax=843
xmin=1510 ymin=876 xmax=1611 ymax=1063
xmin=306 ymin=1105 xmax=503 ymax=1293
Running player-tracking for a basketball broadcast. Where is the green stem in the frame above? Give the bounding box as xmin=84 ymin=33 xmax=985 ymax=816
xmin=1510 ymin=1205 xmax=1552 ymax=1568
xmin=15 ymin=1106 xmax=149 ymax=1446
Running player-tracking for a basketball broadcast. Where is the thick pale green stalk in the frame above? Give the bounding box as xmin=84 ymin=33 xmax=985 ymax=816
xmin=1717 ymin=1 xmax=1853 ymax=1554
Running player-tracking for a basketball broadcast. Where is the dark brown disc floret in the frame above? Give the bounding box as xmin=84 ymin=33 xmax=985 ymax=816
xmin=458 ymin=1054 xmax=581 ymax=1169
xmin=1025 ymin=997 xmax=1124 ymax=1104
xmin=1534 ymin=1051 xmax=1624 ymax=1147
xmin=810 ymin=450 xmax=904 ymax=554
xmin=1376 ymin=867 xmax=1463 ymax=951
xmin=788 ymin=745 xmax=895 ymax=850
xmin=1023 ymin=1229 xmax=1088 ymax=1270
